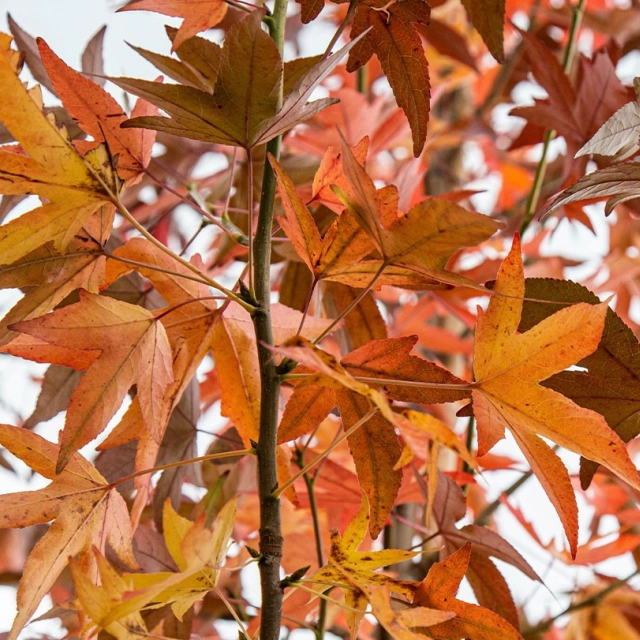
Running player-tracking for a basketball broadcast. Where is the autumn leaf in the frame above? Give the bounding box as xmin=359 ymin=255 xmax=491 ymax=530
xmin=420 ymin=470 xmax=539 ymax=626
xmin=461 ymin=0 xmax=505 ymax=62
xmin=0 ymin=214 xmax=108 ymax=347
xmin=312 ymin=495 xmax=418 ymax=637
xmin=118 ymin=0 xmax=228 ymax=51
xmin=472 ymin=235 xmax=640 ymax=556
xmin=72 ymin=550 xmax=148 ymax=640
xmin=577 ymin=79 xmax=640 ymax=159
xmin=337 ymin=391 xmax=403 ymax=539
xmin=0 ymin=33 xmax=115 ymax=265
xmin=114 ymin=11 xmax=357 ymax=149
xmin=337 ymin=139 xmax=502 ymax=288
xmin=546 ymin=163 xmax=640 ymax=216
xmin=347 ymin=0 xmax=431 ymax=156
xmin=10 ymin=290 xmax=174 ymax=473
xmin=369 ymin=586 xmax=456 ymax=640
xmin=101 ymin=498 xmax=236 ymax=626
xmin=272 ymin=148 xmax=501 ymax=289
xmin=38 ymin=38 xmax=155 ymax=182
xmin=212 ymin=315 xmax=261 ymax=445
xmin=413 ymin=543 xmax=523 ymax=640
xmin=279 ymin=335 xmax=470 ymax=534
xmin=0 ymin=424 xmax=137 ymax=640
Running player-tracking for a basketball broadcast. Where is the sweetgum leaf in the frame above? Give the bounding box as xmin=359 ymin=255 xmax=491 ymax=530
xmin=473 ymin=237 xmax=640 ymax=556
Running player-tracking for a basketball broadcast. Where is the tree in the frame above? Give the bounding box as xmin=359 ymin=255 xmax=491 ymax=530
xmin=1 ymin=0 xmax=640 ymax=638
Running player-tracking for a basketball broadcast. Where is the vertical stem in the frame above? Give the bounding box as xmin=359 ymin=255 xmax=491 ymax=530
xmin=253 ymin=3 xmax=287 ymax=640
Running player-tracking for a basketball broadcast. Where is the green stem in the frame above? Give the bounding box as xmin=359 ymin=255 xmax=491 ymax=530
xmin=519 ymin=0 xmax=587 ymax=235
xmin=253 ymin=3 xmax=288 ymax=640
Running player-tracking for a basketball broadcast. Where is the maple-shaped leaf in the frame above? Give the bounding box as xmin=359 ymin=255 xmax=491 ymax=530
xmin=38 ymin=38 xmax=155 ymax=182
xmin=0 ymin=33 xmax=114 ymax=266
xmin=164 ymin=25 xmax=220 ymax=91
xmin=114 ymin=11 xmax=357 ymax=149
xmin=472 ymin=235 xmax=640 ymax=556
xmin=0 ymin=424 xmax=137 ymax=640
xmin=72 ymin=550 xmax=148 ymax=640
xmin=421 ymin=470 xmax=539 ymax=627
xmin=10 ymin=290 xmax=174 ymax=473
xmin=347 ymin=0 xmax=431 ymax=156
xmin=312 ymin=495 xmax=418 ymax=637
xmin=519 ymin=278 xmax=640 ymax=490
xmin=338 ymin=139 xmax=502 ymax=287
xmin=118 ymin=0 xmax=228 ymax=51
xmin=461 ymin=0 xmax=505 ymax=62
xmin=272 ymin=150 xmax=501 ymax=289
xmin=512 ymin=33 xmax=632 ymax=161
xmin=278 ymin=336 xmax=469 ymax=535
xmin=0 ymin=213 xmax=109 ymax=347
xmin=84 ymin=498 xmax=236 ymax=628
xmin=413 ymin=543 xmax=523 ymax=640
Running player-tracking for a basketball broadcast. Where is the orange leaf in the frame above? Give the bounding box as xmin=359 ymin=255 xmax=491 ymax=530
xmin=212 ymin=315 xmax=261 ymax=444
xmin=11 ymin=290 xmax=174 ymax=472
xmin=118 ymin=0 xmax=228 ymax=51
xmin=414 ymin=544 xmax=523 ymax=640
xmin=347 ymin=2 xmax=431 ymax=156
xmin=38 ymin=38 xmax=155 ymax=182
xmin=472 ymin=235 xmax=640 ymax=556
xmin=0 ymin=425 xmax=137 ymax=640
xmin=461 ymin=0 xmax=505 ymax=62
xmin=337 ymin=390 xmax=402 ymax=539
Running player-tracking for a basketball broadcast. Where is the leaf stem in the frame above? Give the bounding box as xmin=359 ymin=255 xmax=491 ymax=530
xmin=296 ymin=448 xmax=328 ymax=640
xmin=112 ymin=195 xmax=256 ymax=312
xmin=105 ymin=449 xmax=254 ymax=491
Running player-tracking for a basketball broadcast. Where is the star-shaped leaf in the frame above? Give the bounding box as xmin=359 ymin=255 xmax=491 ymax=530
xmin=0 ymin=425 xmax=137 ymax=640
xmin=472 ymin=235 xmax=640 ymax=556
xmin=10 ymin=290 xmax=174 ymax=472
xmin=312 ymin=495 xmax=417 ymax=637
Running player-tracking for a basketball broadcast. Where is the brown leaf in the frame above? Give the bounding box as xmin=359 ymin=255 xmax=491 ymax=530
xmin=461 ymin=0 xmax=505 ymax=62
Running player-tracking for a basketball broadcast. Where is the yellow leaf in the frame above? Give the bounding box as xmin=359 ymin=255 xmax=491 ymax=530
xmin=472 ymin=235 xmax=640 ymax=556
xmin=94 ymin=498 xmax=237 ymax=628
xmin=72 ymin=551 xmax=147 ymax=640
xmin=312 ymin=495 xmax=417 ymax=638
xmin=0 ymin=34 xmax=114 ymax=265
